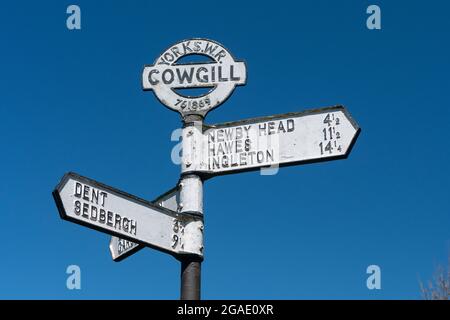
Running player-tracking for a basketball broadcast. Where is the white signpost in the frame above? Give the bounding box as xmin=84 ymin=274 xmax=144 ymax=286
xmin=109 ymin=186 xmax=180 ymax=261
xmin=53 ymin=38 xmax=360 ymax=300
xmin=182 ymin=106 xmax=360 ymax=177
xmin=53 ymin=173 xmax=202 ymax=258
xmin=142 ymin=38 xmax=247 ymax=118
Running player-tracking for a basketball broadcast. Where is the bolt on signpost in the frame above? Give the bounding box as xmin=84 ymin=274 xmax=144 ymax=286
xmin=52 ymin=38 xmax=360 ymax=300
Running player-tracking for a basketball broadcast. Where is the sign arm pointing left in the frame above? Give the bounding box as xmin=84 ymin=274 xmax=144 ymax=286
xmin=52 ymin=172 xmax=203 ymax=259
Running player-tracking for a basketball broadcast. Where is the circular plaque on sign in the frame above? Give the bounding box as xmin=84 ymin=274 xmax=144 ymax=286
xmin=142 ymin=38 xmax=247 ymax=118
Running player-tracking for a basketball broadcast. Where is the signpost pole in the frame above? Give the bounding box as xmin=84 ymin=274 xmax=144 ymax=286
xmin=180 ymin=256 xmax=202 ymax=300
xmin=179 ymin=114 xmax=204 ymax=300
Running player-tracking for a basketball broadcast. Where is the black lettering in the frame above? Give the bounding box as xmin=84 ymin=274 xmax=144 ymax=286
xmin=208 ymin=131 xmax=215 ymax=143
xmin=278 ymin=121 xmax=286 ymax=133
xmin=243 ymin=125 xmax=251 ymax=137
xmin=245 ymin=139 xmax=251 ymax=151
xmin=257 ymin=151 xmax=264 ymax=163
xmin=170 ymin=46 xmax=181 ymax=58
xmin=217 ymin=129 xmax=224 ymax=142
xmin=287 ymin=119 xmax=295 ymax=132
xmin=259 ymin=123 xmax=267 ymax=136
xmin=90 ymin=205 xmax=98 ymax=221
xmin=231 ymin=154 xmax=238 ymax=167
xmin=162 ymin=69 xmax=174 ymax=84
xmin=208 ymin=142 xmax=215 ymax=156
xmin=182 ymin=41 xmax=192 ymax=54
xmin=163 ymin=52 xmax=174 ymax=62
xmin=217 ymin=143 xmax=225 ymax=155
xmin=123 ymin=218 xmax=129 ymax=232
xmin=74 ymin=200 xmax=81 ymax=215
xmin=222 ymin=155 xmax=229 ymax=167
xmin=248 ymin=151 xmax=256 ymax=164
xmin=91 ymin=188 xmax=99 ymax=205
xmin=82 ymin=203 xmax=89 ymax=218
xmin=224 ymin=128 xmax=233 ymax=141
xmin=193 ymin=41 xmax=201 ymax=52
xmin=240 ymin=153 xmax=247 ymax=166
xmin=235 ymin=127 xmax=243 ymax=140
xmin=210 ymin=156 xmax=217 ymax=170
xmin=230 ymin=65 xmax=240 ymax=81
xmin=176 ymin=68 xmax=194 ymax=84
xmin=218 ymin=66 xmax=228 ymax=81
xmin=82 ymin=186 xmax=90 ymax=201
xmin=114 ymin=214 xmax=121 ymax=230
xmin=211 ymin=65 xmax=215 ymax=82
xmin=235 ymin=140 xmax=243 ymax=153
xmin=99 ymin=209 xmax=106 ymax=223
xmin=100 ymin=192 xmax=107 ymax=207
xmin=107 ymin=211 xmax=113 ymax=226
xmin=149 ymin=69 xmax=159 ymax=85
xmin=214 ymin=50 xmax=227 ymax=62
xmin=130 ymin=220 xmax=137 ymax=235
xmin=157 ymin=57 xmax=169 ymax=65
xmin=196 ymin=67 xmax=208 ymax=83
xmin=268 ymin=122 xmax=275 ymax=135
xmin=224 ymin=141 xmax=233 ymax=154
xmin=74 ymin=182 xmax=82 ymax=198
xmin=267 ymin=149 xmax=274 ymax=162
xmin=203 ymin=42 xmax=217 ymax=55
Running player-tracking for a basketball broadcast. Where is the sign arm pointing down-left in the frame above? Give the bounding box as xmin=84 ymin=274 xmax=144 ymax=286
xmin=52 ymin=172 xmax=203 ymax=259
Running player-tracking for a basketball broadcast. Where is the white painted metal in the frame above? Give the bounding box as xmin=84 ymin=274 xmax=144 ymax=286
xmin=181 ymin=106 xmax=360 ymax=176
xmin=179 ymin=116 xmax=205 ymax=257
xmin=180 ymin=176 xmax=203 ymax=214
xmin=54 ymin=173 xmax=203 ymax=258
xmin=109 ymin=186 xmax=180 ymax=261
xmin=142 ymin=38 xmax=247 ymax=117
xmin=181 ymin=219 xmax=203 ymax=257
xmin=109 ymin=237 xmax=140 ymax=261
xmin=181 ymin=123 xmax=204 ymax=178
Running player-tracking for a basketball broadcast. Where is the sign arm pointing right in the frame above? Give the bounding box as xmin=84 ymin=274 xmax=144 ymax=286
xmin=182 ymin=105 xmax=361 ymax=178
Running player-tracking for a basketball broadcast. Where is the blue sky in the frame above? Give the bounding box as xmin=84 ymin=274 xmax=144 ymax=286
xmin=0 ymin=0 xmax=449 ymax=299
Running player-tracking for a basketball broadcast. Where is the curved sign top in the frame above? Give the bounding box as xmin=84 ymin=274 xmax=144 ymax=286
xmin=142 ymin=38 xmax=247 ymax=118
